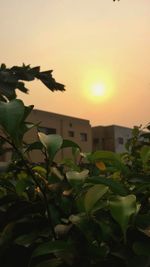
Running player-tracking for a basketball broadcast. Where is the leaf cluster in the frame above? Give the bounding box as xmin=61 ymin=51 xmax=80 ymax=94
xmin=0 ymin=64 xmax=65 ymax=101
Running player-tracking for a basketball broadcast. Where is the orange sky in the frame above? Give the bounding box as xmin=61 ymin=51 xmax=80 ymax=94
xmin=0 ymin=0 xmax=150 ymax=127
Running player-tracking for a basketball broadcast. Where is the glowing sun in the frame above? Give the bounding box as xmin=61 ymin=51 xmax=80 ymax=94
xmin=82 ymin=69 xmax=114 ymax=102
xmin=92 ymin=84 xmax=105 ymax=97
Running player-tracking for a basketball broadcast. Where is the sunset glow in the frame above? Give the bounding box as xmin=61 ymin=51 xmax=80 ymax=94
xmin=92 ymin=84 xmax=105 ymax=97
xmin=1 ymin=0 xmax=150 ymax=127
xmin=81 ymin=68 xmax=114 ymax=103
xmin=84 ymin=82 xmax=110 ymax=102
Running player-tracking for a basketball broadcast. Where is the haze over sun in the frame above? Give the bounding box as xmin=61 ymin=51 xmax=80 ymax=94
xmin=0 ymin=0 xmax=150 ymax=127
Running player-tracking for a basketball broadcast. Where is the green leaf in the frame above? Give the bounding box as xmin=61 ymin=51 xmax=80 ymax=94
xmin=35 ymin=259 xmax=62 ymax=267
xmin=140 ymin=132 xmax=150 ymax=139
xmin=84 ymin=184 xmax=108 ymax=212
xmin=14 ymin=122 xmax=36 ymax=145
xmin=87 ymin=150 xmax=119 ymax=162
xmin=16 ymin=179 xmax=31 ymax=195
xmin=87 ymin=151 xmax=126 ymax=173
xmin=38 ymin=133 xmax=63 ymax=161
xmin=0 ymin=99 xmax=25 ymax=136
xmin=69 ymin=213 xmax=96 ymax=242
xmin=0 ymin=222 xmax=14 ymax=246
xmin=36 ymin=70 xmax=65 ymax=92
xmin=0 ymin=94 xmax=7 ymax=102
xmin=25 ymin=141 xmax=43 ymax=152
xmin=61 ymin=139 xmax=81 ymax=150
xmin=32 ymin=241 xmax=72 ymax=258
xmin=109 ymin=195 xmax=137 ymax=240
xmin=140 ymin=145 xmax=150 ymax=165
xmin=15 ymin=232 xmax=37 ymax=247
xmin=0 ymin=79 xmax=17 ymax=99
xmin=11 ymin=65 xmax=36 ymax=81
xmin=54 ymin=224 xmax=72 ymax=236
xmin=98 ymin=220 xmax=112 ymax=241
xmin=1 ymin=63 xmax=6 ymax=70
xmin=32 ymin=166 xmax=47 ymax=176
xmin=87 ymin=177 xmax=128 ymax=196
xmin=133 ymin=241 xmax=150 ymax=256
xmin=87 ymin=243 xmax=109 ymax=258
xmin=0 ymin=186 xmax=6 ymax=197
xmin=0 ymin=178 xmax=15 ymax=191
xmin=0 ymin=194 xmax=18 ymax=206
xmin=0 ymin=64 xmax=65 ymax=100
xmin=135 ymin=214 xmax=150 ymax=229
xmin=16 ymin=81 xmax=28 ymax=93
xmin=23 ymin=105 xmax=34 ymax=120
xmin=51 ymin=166 xmax=64 ymax=180
xmin=66 ymin=170 xmax=89 ymax=186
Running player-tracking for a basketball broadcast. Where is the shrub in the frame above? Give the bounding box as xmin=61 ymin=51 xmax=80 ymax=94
xmin=0 ymin=64 xmax=150 ymax=267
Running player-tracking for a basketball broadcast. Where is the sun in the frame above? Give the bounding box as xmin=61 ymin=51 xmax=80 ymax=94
xmin=92 ymin=84 xmax=105 ymax=97
xmin=88 ymin=83 xmax=108 ymax=102
xmin=81 ymin=68 xmax=114 ymax=102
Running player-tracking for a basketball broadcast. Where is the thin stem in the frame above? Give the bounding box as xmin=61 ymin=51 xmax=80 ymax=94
xmin=44 ymin=148 xmax=50 ymax=180
xmin=0 ymin=135 xmax=56 ymax=240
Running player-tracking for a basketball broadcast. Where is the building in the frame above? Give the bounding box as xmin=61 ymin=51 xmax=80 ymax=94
xmin=25 ymin=109 xmax=92 ymax=162
xmin=92 ymin=125 xmax=132 ymax=153
xmin=0 ymin=108 xmax=134 ymax=164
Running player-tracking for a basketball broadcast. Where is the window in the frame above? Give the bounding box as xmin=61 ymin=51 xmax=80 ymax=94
xmin=69 ymin=122 xmax=73 ymax=127
xmin=80 ymin=133 xmax=87 ymax=142
xmin=68 ymin=130 xmax=74 ymax=137
xmin=38 ymin=127 xmax=56 ymax=135
xmin=118 ymin=137 xmax=124 ymax=145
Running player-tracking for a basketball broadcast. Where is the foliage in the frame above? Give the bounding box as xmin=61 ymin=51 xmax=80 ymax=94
xmin=0 ymin=65 xmax=150 ymax=267
xmin=0 ymin=63 xmax=65 ymax=101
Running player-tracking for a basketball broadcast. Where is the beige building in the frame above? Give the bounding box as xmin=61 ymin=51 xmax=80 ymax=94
xmin=92 ymin=125 xmax=132 ymax=153
xmin=25 ymin=109 xmax=92 ymax=162
xmin=0 ymin=109 xmax=134 ymax=164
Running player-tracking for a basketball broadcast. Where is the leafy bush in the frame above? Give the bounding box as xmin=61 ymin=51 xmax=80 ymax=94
xmin=0 ymin=64 xmax=150 ymax=267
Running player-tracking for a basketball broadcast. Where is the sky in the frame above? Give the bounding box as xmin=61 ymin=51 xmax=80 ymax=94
xmin=0 ymin=0 xmax=150 ymax=128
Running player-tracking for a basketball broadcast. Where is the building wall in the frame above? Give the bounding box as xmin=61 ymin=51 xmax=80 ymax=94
xmin=92 ymin=125 xmax=132 ymax=153
xmin=92 ymin=126 xmax=115 ymax=152
xmin=25 ymin=109 xmax=92 ymax=162
xmin=113 ymin=125 xmax=132 ymax=153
